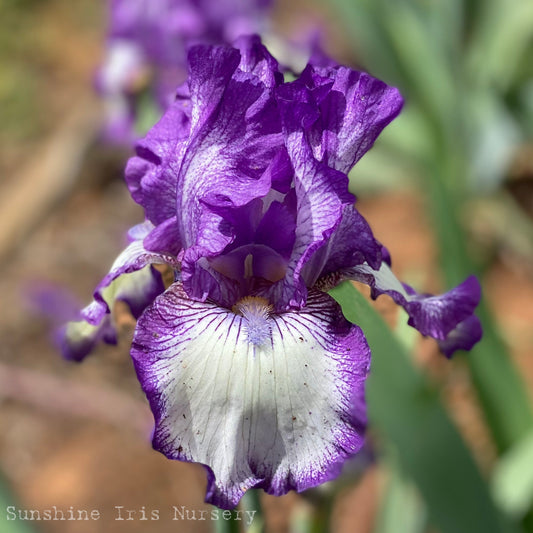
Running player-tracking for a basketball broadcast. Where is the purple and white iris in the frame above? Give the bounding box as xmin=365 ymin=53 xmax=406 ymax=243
xmin=66 ymin=36 xmax=482 ymax=508
xmin=97 ymin=0 xmax=272 ymax=142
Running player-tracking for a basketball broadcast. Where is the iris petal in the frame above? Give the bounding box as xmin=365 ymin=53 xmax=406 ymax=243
xmin=344 ymin=262 xmax=482 ymax=356
xmin=177 ymin=43 xmax=284 ymax=301
xmin=303 ymin=204 xmax=383 ymax=286
xmin=125 ymin=99 xmax=191 ymax=226
xmin=60 ymin=236 xmax=179 ymax=361
xmin=131 ymin=283 xmax=370 ymax=508
xmin=298 ymin=63 xmax=404 ymax=174
xmin=84 ymin=239 xmax=177 ymax=326
xmin=60 ymin=316 xmax=117 ymax=362
xmin=60 ymin=264 xmax=164 ymax=361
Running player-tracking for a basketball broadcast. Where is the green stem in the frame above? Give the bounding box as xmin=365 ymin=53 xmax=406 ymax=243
xmin=240 ymin=490 xmax=264 ymax=533
xmin=214 ymin=509 xmax=242 ymax=533
xmin=0 ymin=472 xmax=37 ymax=533
xmin=309 ymin=497 xmax=332 ymax=533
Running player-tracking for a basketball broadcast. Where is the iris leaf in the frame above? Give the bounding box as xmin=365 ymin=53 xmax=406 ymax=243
xmin=214 ymin=510 xmax=243 ymax=533
xmin=328 ymin=0 xmax=405 ymax=86
xmin=492 ymin=428 xmax=533 ymax=518
xmin=426 ymin=161 xmax=533 ymax=452
xmin=373 ymin=458 xmax=427 ymax=533
xmin=466 ymin=0 xmax=533 ymax=92
xmin=328 ymin=0 xmax=533 ymax=456
xmin=240 ymin=490 xmax=264 ymax=533
xmin=329 ymin=281 xmax=518 ymax=533
xmin=0 ymin=474 xmax=36 ymax=533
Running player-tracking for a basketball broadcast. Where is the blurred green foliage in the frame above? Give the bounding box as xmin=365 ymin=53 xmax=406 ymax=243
xmin=0 ymin=1 xmax=44 ymax=142
xmin=327 ymin=0 xmax=533 ymax=532
xmin=331 ymin=282 xmax=519 ymax=533
xmin=0 ymin=0 xmax=101 ymax=157
xmin=0 ymin=474 xmax=36 ymax=533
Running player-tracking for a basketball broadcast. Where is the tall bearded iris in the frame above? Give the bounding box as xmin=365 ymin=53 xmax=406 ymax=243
xmin=64 ymin=36 xmax=482 ymax=508
xmin=97 ymin=0 xmax=272 ymax=142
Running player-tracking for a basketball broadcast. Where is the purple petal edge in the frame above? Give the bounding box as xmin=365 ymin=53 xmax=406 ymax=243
xmin=344 ymin=264 xmax=482 ymax=356
xmin=131 ymin=283 xmax=370 ymax=508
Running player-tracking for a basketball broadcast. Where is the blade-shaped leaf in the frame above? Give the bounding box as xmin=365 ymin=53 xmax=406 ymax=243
xmin=329 ymin=281 xmax=517 ymax=533
xmin=0 ymin=474 xmax=37 ymax=533
xmin=426 ymin=161 xmax=533 ymax=452
xmin=492 ymin=428 xmax=533 ymax=518
xmin=374 ymin=458 xmax=427 ymax=533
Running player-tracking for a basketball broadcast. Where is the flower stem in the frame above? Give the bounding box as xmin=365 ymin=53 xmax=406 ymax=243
xmin=241 ymin=490 xmax=264 ymax=532
xmin=214 ymin=510 xmax=242 ymax=533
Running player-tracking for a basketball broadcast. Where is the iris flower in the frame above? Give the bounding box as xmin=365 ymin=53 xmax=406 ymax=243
xmin=97 ymin=0 xmax=272 ymax=142
xmin=64 ymin=36 xmax=482 ymax=508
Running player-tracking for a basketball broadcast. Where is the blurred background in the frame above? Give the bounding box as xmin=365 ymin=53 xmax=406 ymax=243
xmin=0 ymin=0 xmax=532 ymax=532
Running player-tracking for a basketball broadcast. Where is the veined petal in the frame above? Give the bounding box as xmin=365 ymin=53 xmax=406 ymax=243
xmin=300 ymin=63 xmax=404 ymax=174
xmin=175 ymin=44 xmax=283 ymax=300
xmin=131 ymin=284 xmax=370 ymax=509
xmin=436 ymin=315 xmax=483 ymax=358
xmin=125 ymin=98 xmax=191 ymax=227
xmin=60 ymin=263 xmax=165 ymax=361
xmin=234 ymin=34 xmax=283 ymax=88
xmin=84 ymin=239 xmax=178 ymax=325
xmin=269 ymin=83 xmax=357 ymax=309
xmin=60 ymin=236 xmax=179 ymax=361
xmin=263 ymin=161 xmax=351 ymax=311
xmin=59 ymin=316 xmax=117 ymax=362
xmin=178 ymin=44 xmax=282 ymax=244
xmin=302 ymin=204 xmax=383 ymax=287
xmin=344 ymin=262 xmax=482 ymax=356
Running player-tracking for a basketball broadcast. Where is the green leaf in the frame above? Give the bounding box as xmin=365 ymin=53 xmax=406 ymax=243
xmin=240 ymin=490 xmax=264 ymax=533
xmin=466 ymin=0 xmax=533 ymax=92
xmin=374 ymin=459 xmax=427 ymax=533
xmin=328 ymin=0 xmax=405 ymax=85
xmin=329 ymin=281 xmax=517 ymax=533
xmin=492 ymin=428 xmax=533 ymax=518
xmin=425 ymin=161 xmax=533 ymax=452
xmin=379 ymin=1 xmax=456 ymax=131
xmin=214 ymin=509 xmax=243 ymax=533
xmin=0 ymin=475 xmax=37 ymax=533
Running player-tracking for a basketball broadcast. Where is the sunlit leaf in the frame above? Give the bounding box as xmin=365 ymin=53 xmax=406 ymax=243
xmin=492 ymin=428 xmax=533 ymax=518
xmin=329 ymin=281 xmax=518 ymax=533
xmin=374 ymin=458 xmax=427 ymax=533
xmin=425 ymin=161 xmax=533 ymax=452
xmin=0 ymin=475 xmax=36 ymax=533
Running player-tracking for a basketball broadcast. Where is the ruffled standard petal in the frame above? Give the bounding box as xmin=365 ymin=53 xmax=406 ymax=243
xmin=176 ymin=43 xmax=284 ymax=300
xmin=233 ymin=34 xmax=283 ymax=88
xmin=131 ymin=284 xmax=371 ymax=509
xmin=344 ymin=262 xmax=482 ymax=356
xmin=299 ymin=63 xmax=404 ymax=174
xmin=178 ymin=43 xmax=282 ymax=243
xmin=268 ymin=83 xmax=357 ymax=310
xmin=125 ymin=97 xmax=192 ymax=227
